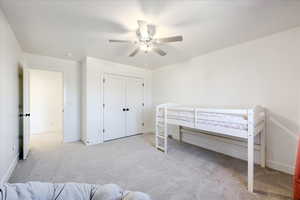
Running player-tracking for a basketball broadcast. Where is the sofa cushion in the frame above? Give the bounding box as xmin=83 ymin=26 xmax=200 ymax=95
xmin=0 ymin=182 xmax=151 ymax=200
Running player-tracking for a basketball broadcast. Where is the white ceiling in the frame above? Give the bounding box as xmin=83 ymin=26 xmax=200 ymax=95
xmin=1 ymin=0 xmax=300 ymax=69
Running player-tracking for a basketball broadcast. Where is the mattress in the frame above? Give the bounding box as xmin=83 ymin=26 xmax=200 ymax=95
xmin=157 ymin=108 xmax=248 ymax=131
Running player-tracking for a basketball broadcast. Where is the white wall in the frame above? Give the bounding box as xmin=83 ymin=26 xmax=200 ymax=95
xmin=81 ymin=57 xmax=153 ymax=145
xmin=30 ymin=70 xmax=63 ymax=135
xmin=24 ymin=53 xmax=81 ymax=142
xmin=152 ymin=27 xmax=300 ymax=174
xmin=0 ymin=8 xmax=22 ymax=184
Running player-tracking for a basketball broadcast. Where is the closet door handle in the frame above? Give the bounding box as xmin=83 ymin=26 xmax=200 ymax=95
xmin=126 ymin=108 xmax=129 ymax=111
xmin=122 ymin=108 xmax=126 ymax=111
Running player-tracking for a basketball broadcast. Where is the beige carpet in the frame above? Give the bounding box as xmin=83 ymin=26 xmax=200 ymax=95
xmin=10 ymin=133 xmax=292 ymax=200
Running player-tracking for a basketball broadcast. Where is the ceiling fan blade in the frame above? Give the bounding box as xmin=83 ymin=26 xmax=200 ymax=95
xmin=154 ymin=35 xmax=183 ymax=43
xmin=129 ymin=47 xmax=140 ymax=57
xmin=152 ymin=47 xmax=167 ymax=56
xmin=109 ymin=39 xmax=133 ymax=43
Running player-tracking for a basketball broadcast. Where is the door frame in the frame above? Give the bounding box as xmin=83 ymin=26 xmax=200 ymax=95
xmin=21 ymin=68 xmax=30 ymax=159
xmin=27 ymin=68 xmax=65 ymax=142
xmin=101 ymin=73 xmax=145 ymax=142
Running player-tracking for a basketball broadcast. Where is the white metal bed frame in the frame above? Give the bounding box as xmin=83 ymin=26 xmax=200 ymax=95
xmin=155 ymin=103 xmax=266 ymax=192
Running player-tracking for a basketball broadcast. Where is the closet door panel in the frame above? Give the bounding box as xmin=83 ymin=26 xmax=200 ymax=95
xmin=103 ymin=74 xmax=126 ymax=141
xmin=126 ymin=78 xmax=144 ymax=136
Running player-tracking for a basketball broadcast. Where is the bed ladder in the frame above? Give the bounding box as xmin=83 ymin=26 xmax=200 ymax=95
xmin=155 ymin=107 xmax=168 ymax=153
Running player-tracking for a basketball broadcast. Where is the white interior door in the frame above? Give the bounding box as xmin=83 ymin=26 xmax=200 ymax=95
xmin=126 ymin=77 xmax=144 ymax=136
xmin=22 ymin=69 xmax=30 ymax=159
xmin=103 ymin=74 xmax=126 ymax=141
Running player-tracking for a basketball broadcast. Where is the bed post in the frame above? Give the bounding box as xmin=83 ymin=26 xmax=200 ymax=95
xmin=247 ymin=109 xmax=254 ymax=192
xmin=260 ymin=113 xmax=266 ymax=168
xmin=179 ymin=126 xmax=183 ymax=143
xmin=164 ymin=106 xmax=168 ymax=154
xmin=155 ymin=106 xmax=158 ymax=149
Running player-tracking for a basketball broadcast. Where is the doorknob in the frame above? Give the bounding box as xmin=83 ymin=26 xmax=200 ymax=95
xmin=126 ymin=108 xmax=129 ymax=111
xmin=122 ymin=108 xmax=126 ymax=111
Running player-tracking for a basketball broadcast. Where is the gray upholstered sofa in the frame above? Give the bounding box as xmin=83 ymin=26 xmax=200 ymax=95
xmin=0 ymin=182 xmax=151 ymax=200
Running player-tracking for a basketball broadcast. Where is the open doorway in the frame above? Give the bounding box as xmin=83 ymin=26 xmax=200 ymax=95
xmin=29 ymin=69 xmax=64 ymax=148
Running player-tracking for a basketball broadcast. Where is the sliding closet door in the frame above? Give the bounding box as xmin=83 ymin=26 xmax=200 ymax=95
xmin=126 ymin=77 xmax=144 ymax=136
xmin=103 ymin=74 xmax=126 ymax=141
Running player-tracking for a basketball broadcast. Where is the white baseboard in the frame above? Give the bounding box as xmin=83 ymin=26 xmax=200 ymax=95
xmin=267 ymin=160 xmax=294 ymax=175
xmin=0 ymin=154 xmax=19 ymax=185
xmin=82 ymin=139 xmax=102 ymax=146
xmin=63 ymin=138 xmax=80 ymax=143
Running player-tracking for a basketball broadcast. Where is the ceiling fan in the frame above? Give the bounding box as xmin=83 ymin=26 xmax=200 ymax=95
xmin=109 ymin=20 xmax=183 ymax=57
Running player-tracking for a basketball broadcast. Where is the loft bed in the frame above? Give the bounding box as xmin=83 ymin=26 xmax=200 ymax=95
xmin=155 ymin=103 xmax=266 ymax=192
